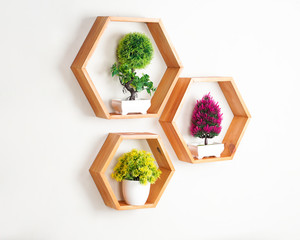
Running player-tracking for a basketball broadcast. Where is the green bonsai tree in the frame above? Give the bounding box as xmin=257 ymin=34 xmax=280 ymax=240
xmin=111 ymin=33 xmax=156 ymax=100
xmin=111 ymin=149 xmax=161 ymax=185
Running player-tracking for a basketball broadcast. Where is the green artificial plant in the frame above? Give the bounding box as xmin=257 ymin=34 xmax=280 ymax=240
xmin=111 ymin=32 xmax=156 ymax=100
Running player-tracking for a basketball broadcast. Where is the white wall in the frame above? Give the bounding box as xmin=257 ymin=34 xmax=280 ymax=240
xmin=1 ymin=0 xmax=300 ymax=239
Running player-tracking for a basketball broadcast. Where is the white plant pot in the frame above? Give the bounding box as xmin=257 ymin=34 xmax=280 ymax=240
xmin=188 ymin=143 xmax=224 ymax=159
xmin=122 ymin=180 xmax=150 ymax=206
xmin=111 ymin=99 xmax=151 ymax=115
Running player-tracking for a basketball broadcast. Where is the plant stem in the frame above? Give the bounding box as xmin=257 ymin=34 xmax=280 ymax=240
xmin=123 ymin=80 xmax=137 ymax=100
xmin=129 ymin=91 xmax=137 ymax=100
xmin=204 ymin=136 xmax=208 ymax=145
xmin=120 ymin=68 xmax=138 ymax=100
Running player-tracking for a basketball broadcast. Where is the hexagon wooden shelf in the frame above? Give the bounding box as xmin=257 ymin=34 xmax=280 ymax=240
xmin=89 ymin=132 xmax=175 ymax=210
xmin=71 ymin=16 xmax=183 ymax=119
xmin=159 ymin=77 xmax=251 ymax=164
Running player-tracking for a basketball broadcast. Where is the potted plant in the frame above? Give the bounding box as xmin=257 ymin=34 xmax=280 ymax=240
xmin=110 ymin=32 xmax=156 ymax=115
xmin=111 ymin=149 xmax=161 ymax=205
xmin=188 ymin=93 xmax=224 ymax=159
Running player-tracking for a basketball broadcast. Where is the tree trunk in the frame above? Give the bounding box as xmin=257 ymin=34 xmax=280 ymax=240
xmin=124 ymin=81 xmax=137 ymax=100
xmin=204 ymin=136 xmax=208 ymax=145
xmin=129 ymin=91 xmax=137 ymax=100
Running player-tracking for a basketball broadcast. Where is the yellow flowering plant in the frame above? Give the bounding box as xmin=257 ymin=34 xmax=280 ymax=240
xmin=111 ymin=149 xmax=161 ymax=185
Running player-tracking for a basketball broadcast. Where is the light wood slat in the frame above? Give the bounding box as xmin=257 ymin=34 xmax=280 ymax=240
xmin=219 ymin=81 xmax=251 ymax=118
xmin=109 ymin=113 xmax=158 ymax=119
xmin=90 ymin=133 xmax=122 ymax=173
xmin=159 ymin=77 xmax=191 ymax=122
xmin=109 ymin=16 xmax=160 ymax=23
xmin=71 ymin=67 xmax=110 ymax=118
xmin=72 ymin=17 xmax=110 ymax=68
xmin=160 ymin=121 xmax=194 ymax=163
xmin=222 ymin=116 xmax=250 ymax=157
xmin=147 ymin=168 xmax=174 ymax=205
xmin=147 ymin=21 xmax=183 ymax=68
xmin=148 ymin=67 xmax=182 ymax=115
xmin=192 ymin=156 xmax=233 ymax=164
xmin=89 ymin=172 xmax=119 ymax=208
xmin=118 ymin=201 xmax=155 ymax=210
xmin=192 ymin=77 xmax=233 ymax=82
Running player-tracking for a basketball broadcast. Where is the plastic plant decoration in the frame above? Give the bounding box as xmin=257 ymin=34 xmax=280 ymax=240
xmin=111 ymin=149 xmax=161 ymax=185
xmin=111 ymin=33 xmax=156 ymax=100
xmin=190 ymin=93 xmax=223 ymax=145
xmin=117 ymin=33 xmax=154 ymax=69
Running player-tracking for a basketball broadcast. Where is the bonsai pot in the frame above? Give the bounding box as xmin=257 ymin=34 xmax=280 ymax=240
xmin=188 ymin=143 xmax=224 ymax=159
xmin=111 ymin=99 xmax=151 ymax=115
xmin=122 ymin=180 xmax=150 ymax=206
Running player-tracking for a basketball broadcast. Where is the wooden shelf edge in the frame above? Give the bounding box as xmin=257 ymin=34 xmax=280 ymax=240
xmin=191 ymin=77 xmax=233 ymax=82
xmin=109 ymin=113 xmax=158 ymax=119
xmin=117 ymin=201 xmax=156 ymax=210
xmin=192 ymin=156 xmax=233 ymax=164
xmin=109 ymin=16 xmax=160 ymax=23
xmin=112 ymin=132 xmax=158 ymax=139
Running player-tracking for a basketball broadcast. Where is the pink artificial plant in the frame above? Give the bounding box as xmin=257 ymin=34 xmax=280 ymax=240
xmin=190 ymin=93 xmax=223 ymax=145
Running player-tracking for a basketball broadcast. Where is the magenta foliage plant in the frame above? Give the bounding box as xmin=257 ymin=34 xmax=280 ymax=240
xmin=190 ymin=93 xmax=223 ymax=145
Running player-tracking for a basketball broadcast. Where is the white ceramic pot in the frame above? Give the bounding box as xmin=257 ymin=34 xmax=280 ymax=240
xmin=111 ymin=99 xmax=151 ymax=115
xmin=122 ymin=180 xmax=150 ymax=206
xmin=188 ymin=143 xmax=224 ymax=159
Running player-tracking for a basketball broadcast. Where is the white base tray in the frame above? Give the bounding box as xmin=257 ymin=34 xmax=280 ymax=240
xmin=188 ymin=143 xmax=224 ymax=159
xmin=111 ymin=99 xmax=151 ymax=115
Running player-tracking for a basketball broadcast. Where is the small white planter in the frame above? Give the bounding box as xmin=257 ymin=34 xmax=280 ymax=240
xmin=188 ymin=143 xmax=224 ymax=159
xmin=122 ymin=180 xmax=150 ymax=206
xmin=111 ymin=99 xmax=151 ymax=115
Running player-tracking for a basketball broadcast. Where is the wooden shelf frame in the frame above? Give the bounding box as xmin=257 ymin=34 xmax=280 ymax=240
xmin=71 ymin=16 xmax=183 ymax=119
xmin=89 ymin=132 xmax=175 ymax=210
xmin=159 ymin=77 xmax=251 ymax=164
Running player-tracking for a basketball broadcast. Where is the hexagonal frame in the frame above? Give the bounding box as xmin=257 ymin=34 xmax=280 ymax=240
xmin=71 ymin=16 xmax=183 ymax=119
xmin=159 ymin=77 xmax=251 ymax=164
xmin=89 ymin=132 xmax=175 ymax=210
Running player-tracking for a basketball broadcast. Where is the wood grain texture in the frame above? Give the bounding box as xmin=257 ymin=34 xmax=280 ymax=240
xmin=218 ymin=80 xmax=251 ymax=118
xmin=72 ymin=17 xmax=110 ymax=69
xmin=118 ymin=201 xmax=155 ymax=210
xmin=71 ymin=16 xmax=183 ymax=119
xmin=159 ymin=77 xmax=191 ymax=122
xmin=147 ymin=20 xmax=183 ymax=68
xmin=89 ymin=132 xmax=175 ymax=210
xmin=109 ymin=16 xmax=160 ymax=23
xmin=160 ymin=121 xmax=194 ymax=163
xmin=222 ymin=116 xmax=250 ymax=158
xmin=71 ymin=67 xmax=110 ymax=118
xmin=159 ymin=77 xmax=251 ymax=164
xmin=148 ymin=67 xmax=182 ymax=115
xmin=109 ymin=113 xmax=158 ymax=119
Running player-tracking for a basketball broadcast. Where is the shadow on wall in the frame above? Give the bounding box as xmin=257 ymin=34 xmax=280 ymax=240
xmin=78 ymin=134 xmax=112 ymax=211
xmin=63 ymin=18 xmax=117 ymax=211
xmin=60 ymin=17 xmax=95 ymax=117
